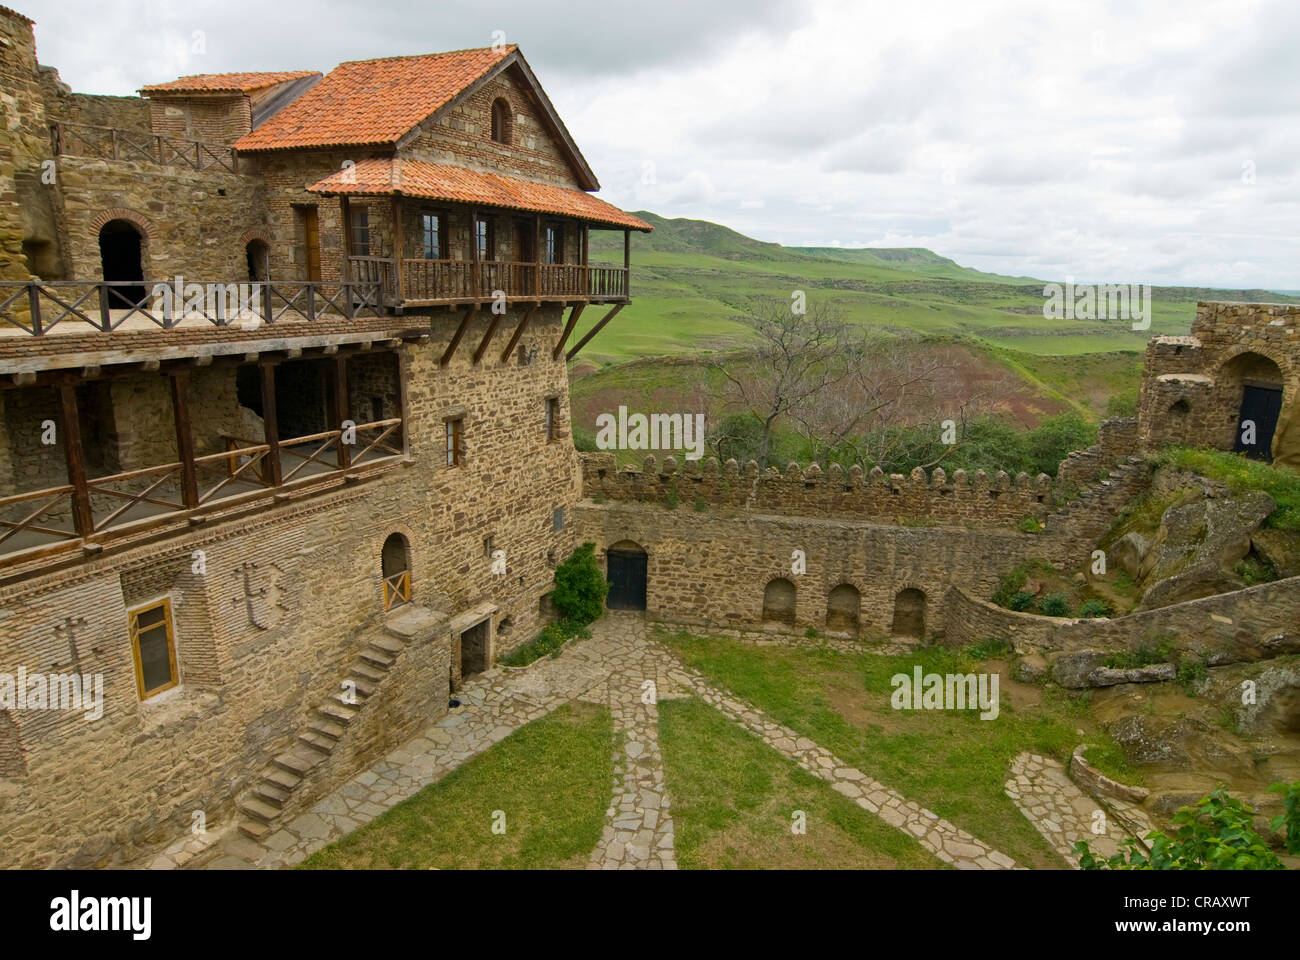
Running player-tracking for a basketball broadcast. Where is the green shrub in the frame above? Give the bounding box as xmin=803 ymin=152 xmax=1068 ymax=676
xmin=664 ymin=490 xmax=680 ymax=510
xmin=1177 ymin=656 xmax=1208 ymax=688
xmin=1017 ymin=515 xmax=1043 ymax=533
xmin=1035 ymin=592 xmax=1072 ymax=617
xmin=498 ymin=619 xmax=591 ymax=667
xmin=571 ymin=424 xmax=599 ymax=453
xmin=804 ymin=626 xmax=819 ymax=639
xmin=1152 ymin=447 xmax=1300 ymax=530
xmin=1007 ymin=591 xmax=1036 ymax=612
xmin=551 ymin=543 xmax=609 ymax=625
xmin=1078 ymin=598 xmax=1113 ymax=619
xmin=1105 ymin=638 xmax=1175 ymax=669
xmin=1076 ymin=786 xmax=1285 ymax=870
xmin=694 ymin=496 xmax=709 ymax=512
xmin=1236 ymin=555 xmax=1278 ymax=585
xmin=1270 ymin=781 xmax=1300 ymax=855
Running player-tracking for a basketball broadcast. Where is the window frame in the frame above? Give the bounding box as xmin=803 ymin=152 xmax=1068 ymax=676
xmin=474 ymin=217 xmax=495 ymax=261
xmin=351 ymin=206 xmax=372 ymax=258
xmin=128 ymin=597 xmax=179 ymax=701
xmin=420 ymin=209 xmax=447 ymax=260
xmin=490 ymin=98 xmax=511 ymax=145
xmin=445 ymin=416 xmax=465 ymax=467
xmin=545 ymin=396 xmax=560 ymax=442
xmin=545 ymin=222 xmax=564 ymax=264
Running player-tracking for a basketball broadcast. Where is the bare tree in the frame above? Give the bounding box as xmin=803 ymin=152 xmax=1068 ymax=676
xmin=708 ymin=297 xmax=860 ymax=467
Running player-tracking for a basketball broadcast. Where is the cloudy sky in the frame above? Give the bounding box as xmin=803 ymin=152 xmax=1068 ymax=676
xmin=22 ymin=0 xmax=1300 ymax=288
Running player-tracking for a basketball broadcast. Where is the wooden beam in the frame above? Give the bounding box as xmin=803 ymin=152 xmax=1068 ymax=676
xmin=472 ymin=310 xmax=504 ymax=365
xmin=170 ymin=371 xmax=199 ymax=509
xmin=566 ymin=303 xmax=625 ymax=361
xmin=623 ymin=229 xmax=630 ymax=272
xmin=259 ymin=362 xmax=283 ymax=486
xmin=332 ymin=356 xmax=351 ymax=469
xmin=441 ymin=304 xmax=477 ymax=368
xmin=391 ymin=195 xmax=404 ymax=305
xmin=552 ymin=303 xmax=585 ymax=361
xmin=58 ymin=384 xmax=94 ymax=538
xmin=500 ymin=304 xmax=536 ymax=365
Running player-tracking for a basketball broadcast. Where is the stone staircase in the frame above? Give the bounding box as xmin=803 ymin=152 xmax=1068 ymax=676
xmin=236 ymin=605 xmax=439 ymax=841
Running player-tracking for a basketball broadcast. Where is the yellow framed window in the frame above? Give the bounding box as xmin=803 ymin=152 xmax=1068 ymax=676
xmin=129 ymin=598 xmax=178 ymax=700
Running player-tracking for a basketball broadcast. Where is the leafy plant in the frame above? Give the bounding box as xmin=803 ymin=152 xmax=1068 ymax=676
xmin=551 ymin=542 xmax=609 ymax=625
xmin=664 ymin=490 xmax=680 ymax=509
xmin=968 ymin=637 xmax=1013 ymax=660
xmin=1035 ymin=592 xmax=1072 ymax=617
xmin=1007 ymin=591 xmax=1036 ymax=612
xmin=694 ymin=496 xmax=709 ymax=512
xmin=1235 ymin=555 xmax=1278 ymax=586
xmin=498 ymin=619 xmax=592 ymax=667
xmin=1077 ymin=598 xmax=1113 ymax=619
xmin=1075 ymin=786 xmax=1285 ymax=870
xmin=1017 ymin=515 xmax=1043 ymax=533
xmin=1270 ymin=781 xmax=1300 ymax=855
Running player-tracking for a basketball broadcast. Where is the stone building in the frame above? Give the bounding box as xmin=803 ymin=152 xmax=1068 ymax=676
xmin=0 ymin=4 xmax=650 ymax=866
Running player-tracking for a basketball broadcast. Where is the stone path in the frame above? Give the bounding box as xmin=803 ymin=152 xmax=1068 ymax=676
xmin=1004 ymin=752 xmax=1153 ymax=868
xmin=185 ymin=611 xmax=1017 ymax=870
xmin=584 ymin=659 xmax=678 ymax=870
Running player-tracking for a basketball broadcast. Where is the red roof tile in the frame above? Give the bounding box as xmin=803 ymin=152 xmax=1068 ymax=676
xmin=234 ymin=48 xmax=513 ymax=152
xmin=141 ymin=70 xmax=318 ymax=95
xmin=308 ymin=158 xmax=652 ymax=231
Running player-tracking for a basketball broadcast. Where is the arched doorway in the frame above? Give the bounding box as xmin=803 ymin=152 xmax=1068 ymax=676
xmin=1221 ymin=352 xmax=1284 ymax=462
xmin=381 ymin=532 xmax=410 ymax=610
xmin=245 ymin=239 xmax=269 ymax=282
xmin=606 ymin=540 xmax=647 ymax=610
xmin=97 ymin=219 xmax=146 ymax=309
xmin=891 ymin=588 xmax=926 ymax=640
xmin=826 ymin=583 xmax=860 ymax=636
xmin=762 ymin=577 xmax=796 ymax=626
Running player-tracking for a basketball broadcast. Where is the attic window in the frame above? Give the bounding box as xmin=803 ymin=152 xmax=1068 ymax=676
xmin=490 ymin=98 xmax=511 ymax=144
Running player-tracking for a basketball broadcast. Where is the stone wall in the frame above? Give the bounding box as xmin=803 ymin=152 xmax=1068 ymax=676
xmin=944 ymin=578 xmax=1300 ymax=658
xmin=402 ymin=67 xmax=584 ymax=189
xmin=0 ymin=305 xmax=583 ymax=867
xmin=148 ymin=95 xmax=251 ymax=144
xmin=39 ymin=67 xmax=150 ymax=130
xmin=1139 ymin=301 xmax=1299 ymax=468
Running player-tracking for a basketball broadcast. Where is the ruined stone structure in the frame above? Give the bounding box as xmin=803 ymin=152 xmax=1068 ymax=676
xmin=0 ymin=5 xmax=649 ymax=867
xmin=1139 ymin=301 xmax=1298 ymax=469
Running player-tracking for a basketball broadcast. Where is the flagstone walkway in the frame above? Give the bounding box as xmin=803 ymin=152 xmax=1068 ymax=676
xmin=188 ymin=612 xmax=1021 ymax=870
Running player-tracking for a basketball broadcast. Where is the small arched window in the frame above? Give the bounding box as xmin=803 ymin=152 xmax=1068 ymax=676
xmin=490 ymin=98 xmax=511 ymax=144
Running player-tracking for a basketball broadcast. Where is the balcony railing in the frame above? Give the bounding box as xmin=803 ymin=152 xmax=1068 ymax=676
xmin=348 ymin=257 xmax=629 ymax=305
xmin=51 ymin=121 xmax=241 ymax=174
xmin=0 ymin=279 xmax=384 ymax=337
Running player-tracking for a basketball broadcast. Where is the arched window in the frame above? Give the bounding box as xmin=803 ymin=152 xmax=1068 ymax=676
xmin=490 ymin=98 xmax=511 ymax=144
xmin=762 ymin=578 xmax=796 ymax=626
xmin=381 ymin=533 xmax=411 ymax=610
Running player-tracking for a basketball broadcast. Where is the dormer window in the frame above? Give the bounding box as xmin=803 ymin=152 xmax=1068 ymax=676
xmin=490 ymin=98 xmax=511 ymax=144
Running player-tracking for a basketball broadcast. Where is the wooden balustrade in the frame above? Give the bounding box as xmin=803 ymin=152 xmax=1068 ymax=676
xmin=51 ymin=121 xmax=239 ymax=173
xmin=382 ymin=569 xmax=411 ymax=611
xmin=397 ymin=259 xmax=627 ymax=303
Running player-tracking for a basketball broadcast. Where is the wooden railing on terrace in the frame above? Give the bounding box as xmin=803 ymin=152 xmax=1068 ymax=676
xmin=349 ymin=258 xmax=629 ymax=304
xmin=50 ymin=121 xmax=240 ymax=173
xmin=0 ymin=418 xmax=404 ymax=567
xmin=0 ymin=279 xmax=384 ymax=336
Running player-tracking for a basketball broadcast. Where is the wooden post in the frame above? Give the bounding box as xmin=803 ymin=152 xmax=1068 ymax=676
xmin=58 ymin=384 xmax=94 ymax=538
xmin=391 ymin=195 xmax=404 ymax=306
xmin=259 ymin=363 xmax=283 ymax=486
xmin=170 ymin=371 xmax=199 ymax=509
xmin=333 ymin=356 xmax=351 ymax=470
xmin=471 ymin=207 xmax=480 ymax=300
xmin=535 ymin=214 xmax=543 ymax=296
xmin=623 ymin=229 xmax=631 ymax=298
xmin=340 ymin=195 xmax=353 ymax=282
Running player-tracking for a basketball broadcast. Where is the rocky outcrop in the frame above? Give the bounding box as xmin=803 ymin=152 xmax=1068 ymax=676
xmin=1137 ymin=491 xmax=1276 ymax=610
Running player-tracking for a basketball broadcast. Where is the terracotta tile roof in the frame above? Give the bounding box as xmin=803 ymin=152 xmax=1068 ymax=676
xmin=141 ymin=71 xmax=319 ymax=96
xmin=234 ymin=48 xmax=514 ymax=152
xmin=308 ymin=158 xmax=652 ymax=231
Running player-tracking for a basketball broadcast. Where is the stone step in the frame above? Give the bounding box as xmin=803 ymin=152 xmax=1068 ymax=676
xmin=359 ymin=648 xmax=396 ymax=668
xmin=264 ymin=767 xmax=302 ymax=791
xmin=318 ymin=701 xmax=358 ymax=724
xmin=254 ymin=782 xmax=292 ymax=808
xmin=272 ymin=747 xmax=325 ymax=777
xmin=370 ymin=636 xmax=405 ymax=654
xmin=240 ymin=797 xmax=281 ymax=824
xmin=239 ymin=820 xmax=270 ymax=842
xmin=348 ymin=676 xmax=378 ymax=699
xmin=329 ymin=691 xmax=366 ymax=710
xmin=299 ymin=731 xmax=337 ymax=754
xmin=350 ymin=661 xmax=386 ymax=683
xmin=309 ymin=718 xmax=347 ymax=741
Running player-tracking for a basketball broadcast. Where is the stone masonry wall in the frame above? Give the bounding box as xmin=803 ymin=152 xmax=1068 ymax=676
xmin=0 ymin=304 xmax=582 ymax=867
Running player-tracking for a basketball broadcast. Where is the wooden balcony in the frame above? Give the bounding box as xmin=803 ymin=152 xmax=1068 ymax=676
xmin=50 ymin=121 xmax=240 ymax=174
xmin=348 ymin=257 xmax=630 ymax=308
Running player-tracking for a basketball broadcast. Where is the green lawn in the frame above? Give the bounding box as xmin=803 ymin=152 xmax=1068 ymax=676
xmin=299 ymin=702 xmax=612 ymax=870
xmin=656 ymin=630 xmax=1118 ymax=869
xmin=659 ymin=697 xmax=944 ymax=869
